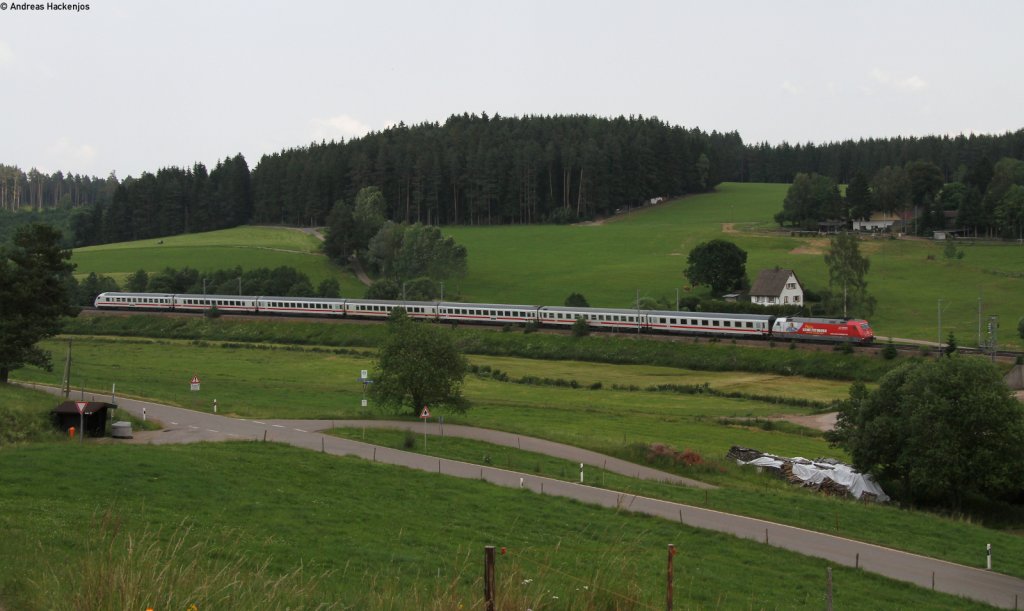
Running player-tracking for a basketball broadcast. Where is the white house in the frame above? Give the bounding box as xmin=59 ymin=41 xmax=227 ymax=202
xmin=749 ymin=269 xmax=804 ymax=307
xmin=853 ymin=213 xmax=900 ymax=231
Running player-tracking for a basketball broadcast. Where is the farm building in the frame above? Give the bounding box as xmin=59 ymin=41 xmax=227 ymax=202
xmin=749 ymin=269 xmax=803 ymax=306
xmin=853 ymin=212 xmax=902 ymax=231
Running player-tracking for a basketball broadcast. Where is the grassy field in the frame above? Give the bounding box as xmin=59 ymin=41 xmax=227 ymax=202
xmin=12 ymin=337 xmax=1024 ymax=582
xmin=0 ymin=434 xmax=997 ymax=610
xmin=67 ymin=184 xmax=1024 ymax=347
xmin=18 ymin=335 xmax=844 ymax=458
xmin=71 ymin=226 xmax=367 ymax=297
xmin=444 ymin=183 xmax=1024 ymax=348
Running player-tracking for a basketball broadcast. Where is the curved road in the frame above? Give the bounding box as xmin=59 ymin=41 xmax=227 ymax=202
xmin=33 ymin=385 xmax=1024 ymax=609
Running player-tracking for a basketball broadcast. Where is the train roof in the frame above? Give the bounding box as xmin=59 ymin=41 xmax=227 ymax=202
xmin=174 ymin=293 xmax=259 ymax=300
xmin=779 ymin=317 xmax=870 ymax=324
xmin=440 ymin=302 xmax=540 ymax=309
xmin=98 ymin=292 xmax=176 ymax=298
xmin=645 ymin=309 xmax=774 ymax=321
xmin=540 ymin=305 xmax=646 ymax=315
xmin=348 ymin=299 xmax=440 ymax=307
xmin=256 ymin=295 xmax=346 ymax=303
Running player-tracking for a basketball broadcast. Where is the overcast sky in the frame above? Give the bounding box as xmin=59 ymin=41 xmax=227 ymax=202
xmin=1 ymin=0 xmax=1021 ymax=178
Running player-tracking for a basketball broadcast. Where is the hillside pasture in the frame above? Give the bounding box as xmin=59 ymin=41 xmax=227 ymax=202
xmin=445 ymin=183 xmax=1024 ymax=348
xmin=71 ymin=226 xmax=367 ymax=297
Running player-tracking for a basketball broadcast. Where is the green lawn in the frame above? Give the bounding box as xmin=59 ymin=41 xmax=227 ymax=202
xmin=0 ymin=437 xmax=996 ymax=610
xmin=71 ymin=226 xmax=367 ymax=297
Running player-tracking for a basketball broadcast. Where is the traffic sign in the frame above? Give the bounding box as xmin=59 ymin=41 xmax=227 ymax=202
xmin=75 ymin=401 xmax=87 ymax=414
xmin=420 ymin=406 xmax=431 ymax=419
xmin=190 ymin=375 xmax=201 ymax=391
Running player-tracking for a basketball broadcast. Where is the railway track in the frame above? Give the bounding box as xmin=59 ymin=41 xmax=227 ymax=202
xmin=77 ymin=307 xmax=1023 ymax=362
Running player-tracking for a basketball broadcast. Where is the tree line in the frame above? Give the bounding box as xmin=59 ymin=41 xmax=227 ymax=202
xmin=737 ymin=129 xmax=1024 ymax=184
xmin=776 ymin=156 xmax=1024 ymax=239
xmin=3 ymin=117 xmax=1023 ymax=249
xmin=0 ymin=165 xmax=117 ymax=213
xmin=251 ymin=113 xmax=728 ymax=227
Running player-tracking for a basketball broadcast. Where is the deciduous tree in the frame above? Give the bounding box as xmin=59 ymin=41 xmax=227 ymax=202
xmin=828 ymin=357 xmax=1024 ymax=510
xmin=683 ymin=239 xmax=747 ymax=296
xmin=823 ymin=233 xmax=875 ymax=317
xmin=371 ymin=309 xmax=468 ymax=416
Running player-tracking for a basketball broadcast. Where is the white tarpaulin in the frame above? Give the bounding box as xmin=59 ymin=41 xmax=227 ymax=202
xmin=731 ymin=446 xmax=890 ymax=502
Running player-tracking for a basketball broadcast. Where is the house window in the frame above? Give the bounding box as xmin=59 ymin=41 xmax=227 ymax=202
xmin=784 ymin=296 xmax=789 ymax=304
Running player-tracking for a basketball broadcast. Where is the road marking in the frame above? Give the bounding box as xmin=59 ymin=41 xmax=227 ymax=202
xmin=207 ymin=429 xmax=219 ymax=433
xmin=188 ymin=425 xmax=198 ymax=429
xmin=294 ymin=428 xmax=308 ymax=433
xmin=170 ymin=421 xmax=178 ymax=425
xmin=272 ymin=424 xmax=285 ymax=428
xmin=253 ymin=421 xmax=266 ymax=425
xmin=227 ymin=433 xmax=238 ymax=437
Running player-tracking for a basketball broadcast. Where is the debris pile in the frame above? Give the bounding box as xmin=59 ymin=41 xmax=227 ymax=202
xmin=727 ymin=445 xmax=890 ymax=503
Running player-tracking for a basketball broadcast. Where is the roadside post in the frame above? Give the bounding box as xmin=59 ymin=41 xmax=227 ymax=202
xmin=420 ymin=405 xmax=431 ymax=450
xmin=358 ymin=370 xmax=373 ymax=408
xmin=75 ymin=401 xmax=86 ymax=443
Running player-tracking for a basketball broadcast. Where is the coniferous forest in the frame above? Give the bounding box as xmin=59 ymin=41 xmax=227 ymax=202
xmin=1 ymin=113 xmax=1022 ymax=247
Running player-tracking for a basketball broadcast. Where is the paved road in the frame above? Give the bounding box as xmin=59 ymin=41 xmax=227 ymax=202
xmin=33 ymin=385 xmax=1024 ymax=609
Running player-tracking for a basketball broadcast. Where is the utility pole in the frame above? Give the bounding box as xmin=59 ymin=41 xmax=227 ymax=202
xmin=977 ymin=294 xmax=982 ymax=349
xmin=636 ymin=288 xmax=641 ymax=335
xmin=61 ymin=339 xmax=72 ymax=399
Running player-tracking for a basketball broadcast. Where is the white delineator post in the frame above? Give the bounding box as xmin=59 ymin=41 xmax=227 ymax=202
xmin=987 ymin=543 xmax=992 ymax=570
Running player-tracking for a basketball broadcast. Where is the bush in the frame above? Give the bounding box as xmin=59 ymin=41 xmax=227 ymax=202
xmin=204 ymin=305 xmax=221 ymax=319
xmin=403 ymin=430 xmax=416 ymax=449
xmin=571 ymin=317 xmax=590 ymax=337
xmin=1018 ymin=317 xmax=1024 ymax=341
xmin=881 ymin=338 xmax=898 ymax=360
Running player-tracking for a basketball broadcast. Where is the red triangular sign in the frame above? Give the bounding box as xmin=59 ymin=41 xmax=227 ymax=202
xmin=190 ymin=375 xmax=201 ymax=384
xmin=420 ymin=406 xmax=431 ymax=418
xmin=76 ymin=402 xmax=88 ymax=414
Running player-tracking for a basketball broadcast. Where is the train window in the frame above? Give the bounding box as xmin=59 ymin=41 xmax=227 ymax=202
xmin=746 ymin=322 xmax=753 ymax=328
xmin=723 ymin=321 xmax=731 ymax=327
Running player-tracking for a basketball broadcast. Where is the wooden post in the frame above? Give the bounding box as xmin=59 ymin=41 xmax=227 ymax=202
xmin=666 ymin=544 xmax=676 ymax=611
xmin=484 ymin=545 xmax=496 ymax=611
xmin=825 ymin=567 xmax=833 ymax=611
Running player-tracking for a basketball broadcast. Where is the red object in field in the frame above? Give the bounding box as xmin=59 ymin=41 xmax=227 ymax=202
xmin=69 ymin=426 xmax=75 ymax=438
xmin=773 ymin=317 xmax=875 ymax=344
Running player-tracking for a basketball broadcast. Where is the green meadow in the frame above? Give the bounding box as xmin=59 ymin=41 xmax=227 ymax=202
xmin=445 ymin=183 xmax=1024 ymax=348
xmin=0 ymin=433 xmax=993 ymax=610
xmin=71 ymin=226 xmax=367 ymax=297
xmin=67 ymin=183 xmax=1024 ymax=347
xmin=13 ymin=337 xmax=1024 ymax=581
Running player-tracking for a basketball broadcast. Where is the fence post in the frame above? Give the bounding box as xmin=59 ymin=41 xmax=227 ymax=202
xmin=825 ymin=567 xmax=833 ymax=611
xmin=666 ymin=544 xmax=676 ymax=611
xmin=484 ymin=545 xmax=496 ymax=611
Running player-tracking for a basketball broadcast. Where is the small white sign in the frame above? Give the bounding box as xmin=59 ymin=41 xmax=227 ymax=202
xmin=360 ymin=370 xmax=368 ymax=380
xmin=361 ymin=399 xmax=368 ymax=407
xmin=190 ymin=374 xmax=201 ymax=391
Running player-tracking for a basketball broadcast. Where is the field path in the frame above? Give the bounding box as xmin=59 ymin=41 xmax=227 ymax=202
xmin=27 ymin=385 xmax=1024 ymax=609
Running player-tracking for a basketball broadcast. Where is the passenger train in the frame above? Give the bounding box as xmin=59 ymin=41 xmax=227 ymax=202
xmin=93 ymin=292 xmax=875 ymax=344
